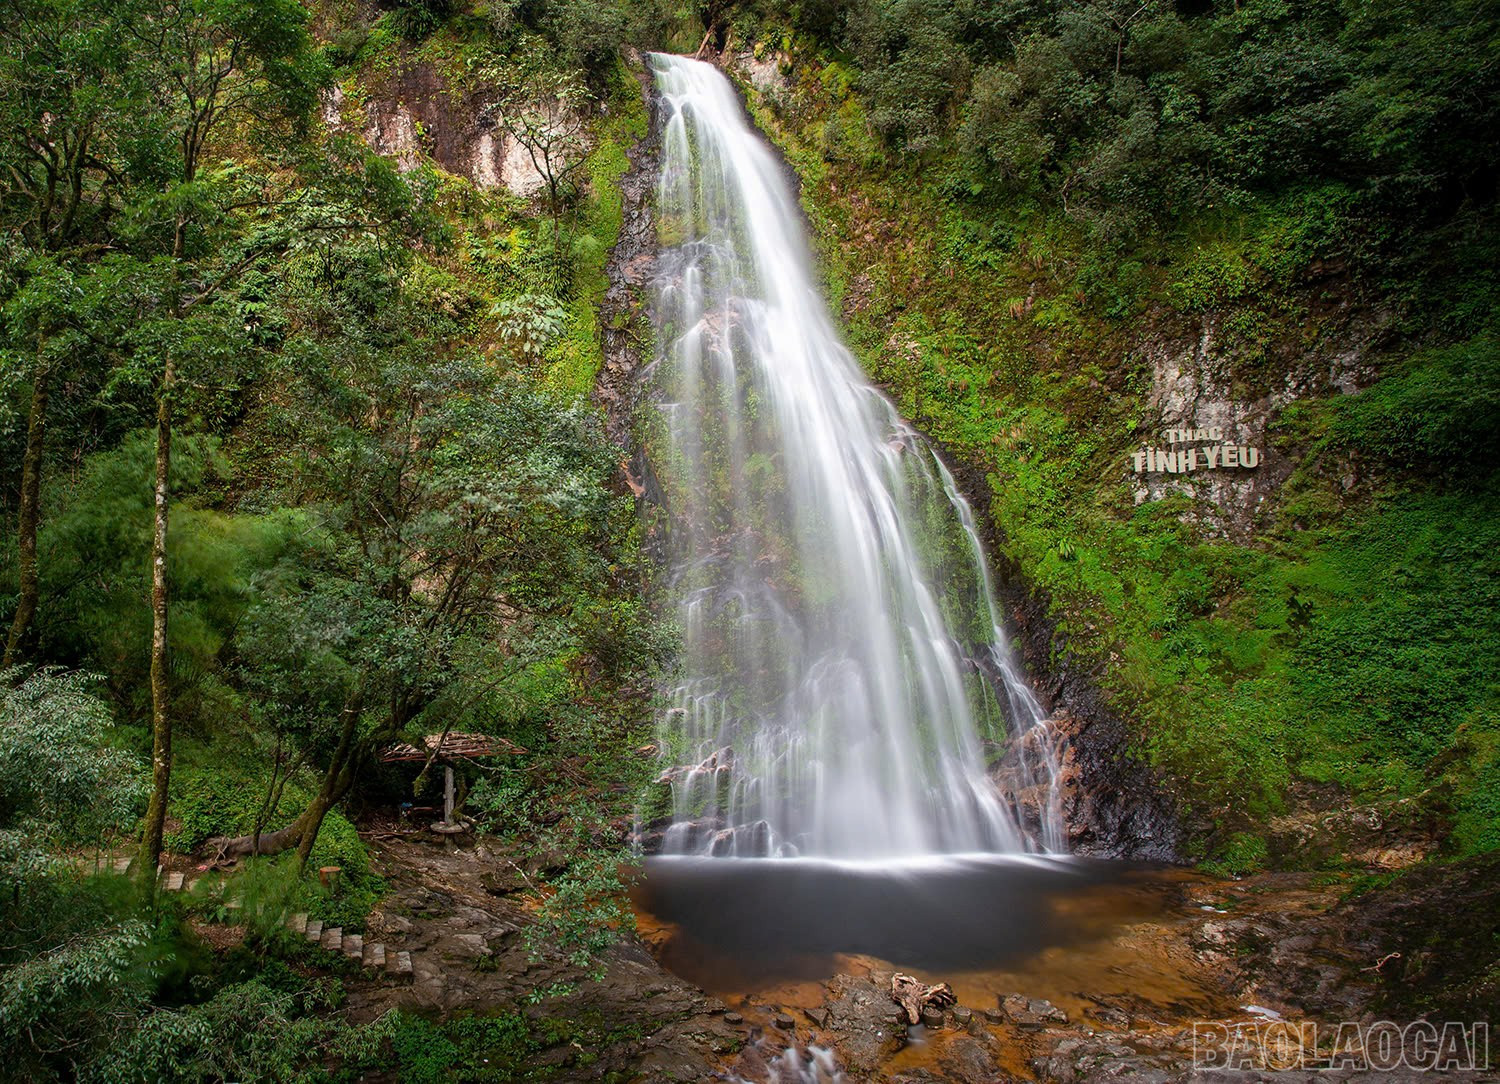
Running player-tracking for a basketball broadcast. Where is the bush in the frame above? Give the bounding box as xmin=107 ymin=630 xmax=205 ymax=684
xmin=165 ymin=764 xmax=309 ymax=853
xmin=95 ymin=979 xmax=346 ymax=1084
xmin=1327 ymin=334 xmax=1500 ymax=475
xmin=303 ymin=811 xmax=386 ymax=931
xmin=1201 ymin=831 xmax=1269 ymax=878
xmin=386 ymin=0 xmax=458 ymax=43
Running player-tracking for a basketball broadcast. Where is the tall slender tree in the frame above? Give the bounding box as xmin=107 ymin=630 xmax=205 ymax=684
xmin=115 ymin=0 xmax=321 ymax=881
xmin=0 ymin=0 xmax=129 ymax=667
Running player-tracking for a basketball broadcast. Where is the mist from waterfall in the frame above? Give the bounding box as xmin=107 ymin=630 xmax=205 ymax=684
xmin=644 ymin=53 xmax=1063 ymax=860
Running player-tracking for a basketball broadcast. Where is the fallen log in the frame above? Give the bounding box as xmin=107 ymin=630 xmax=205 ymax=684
xmin=891 ymin=973 xmax=956 ymax=1026
xmin=204 ymin=821 xmax=303 ymax=863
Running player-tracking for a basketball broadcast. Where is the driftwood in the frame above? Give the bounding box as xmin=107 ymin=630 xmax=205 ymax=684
xmin=891 ymin=973 xmax=956 ymax=1026
xmin=204 ymin=821 xmax=303 ymax=864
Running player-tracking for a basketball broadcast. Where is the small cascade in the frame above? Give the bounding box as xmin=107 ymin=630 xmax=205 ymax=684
xmin=642 ymin=54 xmax=1063 ymax=860
xmin=730 ymin=1044 xmax=844 ymax=1084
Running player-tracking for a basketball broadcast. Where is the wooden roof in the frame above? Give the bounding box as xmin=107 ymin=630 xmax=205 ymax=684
xmin=379 ymin=731 xmax=527 ymax=763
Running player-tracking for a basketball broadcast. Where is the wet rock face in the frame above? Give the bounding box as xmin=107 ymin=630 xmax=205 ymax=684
xmin=821 ymin=973 xmax=909 ymax=1075
xmin=1233 ymin=853 xmax=1500 ymax=1023
xmin=1051 ymin=702 xmax=1182 ymax=861
xmin=992 ymin=571 xmax=1183 ymax=861
xmin=594 ymin=56 xmax=659 ymax=453
xmin=936 ymin=1036 xmax=1007 ymax=1084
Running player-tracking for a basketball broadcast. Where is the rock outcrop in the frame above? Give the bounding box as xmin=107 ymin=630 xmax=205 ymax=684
xmin=322 ymin=63 xmax=581 ymax=197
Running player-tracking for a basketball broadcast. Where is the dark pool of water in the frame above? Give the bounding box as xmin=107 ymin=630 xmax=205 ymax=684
xmin=632 ymin=854 xmax=1166 ymax=992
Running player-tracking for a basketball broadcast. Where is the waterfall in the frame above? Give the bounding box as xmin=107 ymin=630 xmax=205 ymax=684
xmin=643 ymin=54 xmax=1063 ymax=860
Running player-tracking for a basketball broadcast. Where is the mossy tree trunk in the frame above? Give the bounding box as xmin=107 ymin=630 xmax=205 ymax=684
xmin=3 ymin=337 xmax=49 ymax=669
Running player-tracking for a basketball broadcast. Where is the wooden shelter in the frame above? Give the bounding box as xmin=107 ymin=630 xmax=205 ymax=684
xmin=380 ymin=731 xmax=526 ymax=829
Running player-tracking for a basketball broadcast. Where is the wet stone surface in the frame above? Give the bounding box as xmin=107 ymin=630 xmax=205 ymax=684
xmin=343 ymin=833 xmax=739 ymax=1081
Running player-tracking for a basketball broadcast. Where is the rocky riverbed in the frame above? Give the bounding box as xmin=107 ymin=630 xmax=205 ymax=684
xmin=341 ymin=832 xmax=741 ymax=1080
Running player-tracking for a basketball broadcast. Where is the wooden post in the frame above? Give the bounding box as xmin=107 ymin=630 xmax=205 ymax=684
xmin=443 ymin=764 xmax=454 ymax=825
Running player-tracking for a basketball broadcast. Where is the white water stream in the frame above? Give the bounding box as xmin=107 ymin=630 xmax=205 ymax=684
xmin=645 ymin=54 xmax=1062 ymax=860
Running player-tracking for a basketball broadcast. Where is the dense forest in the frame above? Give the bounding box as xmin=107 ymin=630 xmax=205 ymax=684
xmin=1 ymin=0 xmax=1496 ymax=1079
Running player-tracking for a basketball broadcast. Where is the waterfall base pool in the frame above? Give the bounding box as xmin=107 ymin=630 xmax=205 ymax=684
xmin=631 ymin=856 xmax=1189 ymax=994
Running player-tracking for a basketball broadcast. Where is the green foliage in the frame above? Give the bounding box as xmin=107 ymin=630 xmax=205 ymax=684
xmin=493 ymin=292 xmax=569 ymax=362
xmin=388 ymin=1014 xmax=464 ymax=1084
xmin=845 ymin=0 xmax=966 ymax=153
xmin=1200 ymin=831 xmax=1269 ymax=878
xmin=0 ymin=670 xmax=146 ymax=872
xmin=1289 ymin=488 xmax=1500 ymax=781
xmin=527 ymin=845 xmax=637 ymax=973
xmin=1325 ymin=334 xmax=1500 ymax=475
xmin=1441 ymin=711 xmax=1500 ymax=857
xmin=96 ymin=978 xmax=341 ymax=1084
xmin=387 ymin=0 xmax=460 ymax=43
xmin=34 ymin=434 xmax=306 ymax=726
xmin=336 ymin=1003 xmax=656 ymax=1082
xmin=303 ymin=811 xmax=386 ymax=930
xmin=1 ymin=921 xmax=159 ymax=1077
xmin=739 ymin=0 xmax=1500 ymax=259
xmin=0 ymin=671 xmax=158 ymax=1080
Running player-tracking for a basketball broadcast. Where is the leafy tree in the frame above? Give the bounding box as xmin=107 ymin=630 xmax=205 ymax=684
xmin=493 ymin=66 xmax=594 ymax=252
xmin=846 ymin=0 xmax=968 ymax=152
xmin=0 ymin=0 xmax=134 ymax=665
xmin=0 ymin=669 xmax=152 ymax=1079
xmin=233 ymin=341 xmax=628 ymax=866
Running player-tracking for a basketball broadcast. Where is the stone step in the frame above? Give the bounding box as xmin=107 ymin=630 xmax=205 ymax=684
xmin=363 ymin=942 xmax=386 ymax=970
xmin=166 ymin=871 xmax=185 ymax=891
xmin=389 ymin=950 xmax=413 ymax=982
xmin=320 ymin=926 xmax=343 ymax=952
xmin=287 ymin=912 xmax=309 ymax=936
xmin=304 ymin=919 xmax=323 ymax=943
xmin=342 ymin=933 xmax=364 ymax=961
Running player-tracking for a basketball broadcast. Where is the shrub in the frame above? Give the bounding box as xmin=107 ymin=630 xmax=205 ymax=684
xmin=1201 ymin=831 xmax=1270 ymax=878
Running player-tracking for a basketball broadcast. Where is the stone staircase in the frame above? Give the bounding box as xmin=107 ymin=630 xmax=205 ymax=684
xmin=93 ymin=852 xmax=411 ymax=983
xmin=292 ymin=911 xmax=411 ymax=981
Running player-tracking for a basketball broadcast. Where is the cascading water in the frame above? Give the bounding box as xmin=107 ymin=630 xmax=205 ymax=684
xmin=644 ymin=54 xmax=1063 ymax=861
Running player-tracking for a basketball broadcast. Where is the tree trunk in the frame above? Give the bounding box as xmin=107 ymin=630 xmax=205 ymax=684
xmin=3 ymin=339 xmax=49 ymax=669
xmin=295 ymin=678 xmax=366 ymax=871
xmin=206 ymin=819 xmax=305 ymax=862
xmin=294 ymin=793 xmax=334 ymax=871
xmin=137 ymin=352 xmax=175 ymax=884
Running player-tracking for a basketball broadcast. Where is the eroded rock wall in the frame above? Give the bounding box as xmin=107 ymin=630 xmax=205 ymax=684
xmin=325 ymin=62 xmax=558 ymax=196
